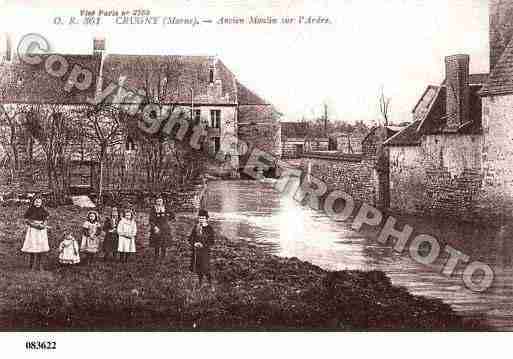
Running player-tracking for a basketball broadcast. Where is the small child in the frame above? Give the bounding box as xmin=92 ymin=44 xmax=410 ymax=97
xmin=81 ymin=211 xmax=101 ymax=263
xmin=149 ymin=195 xmax=176 ymax=261
xmin=58 ymin=233 xmax=80 ymax=265
xmin=103 ymin=207 xmax=120 ymax=261
xmin=117 ymin=209 xmax=137 ymax=263
xmin=189 ymin=209 xmax=216 ymax=285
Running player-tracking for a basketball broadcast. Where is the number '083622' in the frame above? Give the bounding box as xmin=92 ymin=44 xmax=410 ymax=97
xmin=25 ymin=341 xmax=56 ymax=350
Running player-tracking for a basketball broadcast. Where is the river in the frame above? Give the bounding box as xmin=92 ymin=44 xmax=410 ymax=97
xmin=204 ymin=180 xmax=513 ymax=330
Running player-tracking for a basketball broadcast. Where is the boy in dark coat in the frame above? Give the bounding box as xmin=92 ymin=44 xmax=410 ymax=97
xmin=103 ymin=207 xmax=120 ymax=261
xmin=149 ymin=195 xmax=176 ymax=261
xmin=189 ymin=209 xmax=215 ymax=285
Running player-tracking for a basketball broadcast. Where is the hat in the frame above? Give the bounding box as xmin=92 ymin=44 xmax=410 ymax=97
xmin=86 ymin=210 xmax=99 ymax=221
xmin=198 ymin=209 xmax=209 ymax=218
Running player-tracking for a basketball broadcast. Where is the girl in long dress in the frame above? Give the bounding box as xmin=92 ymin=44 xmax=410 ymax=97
xmin=22 ymin=196 xmax=50 ymax=270
xmin=189 ymin=209 xmax=216 ymax=285
xmin=102 ymin=207 xmax=120 ymax=261
xmin=80 ymin=211 xmax=101 ymax=263
xmin=149 ymin=196 xmax=176 ymax=261
xmin=117 ymin=209 xmax=137 ymax=263
xmin=58 ymin=233 xmax=80 ymax=265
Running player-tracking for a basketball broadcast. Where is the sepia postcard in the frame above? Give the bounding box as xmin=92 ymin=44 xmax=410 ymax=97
xmin=0 ymin=0 xmax=511 ymax=357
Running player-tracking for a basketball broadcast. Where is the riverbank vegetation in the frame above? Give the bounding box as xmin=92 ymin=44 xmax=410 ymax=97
xmin=0 ymin=205 xmax=485 ymax=330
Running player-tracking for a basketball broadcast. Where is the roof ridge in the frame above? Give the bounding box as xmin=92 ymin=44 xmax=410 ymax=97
xmin=236 ymin=80 xmax=270 ymax=105
xmin=383 ymin=120 xmax=421 ymax=146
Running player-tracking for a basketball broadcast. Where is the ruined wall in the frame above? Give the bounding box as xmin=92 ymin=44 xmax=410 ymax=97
xmin=481 ymin=95 xmax=513 ymax=214
xmin=389 ymin=134 xmax=484 ymax=219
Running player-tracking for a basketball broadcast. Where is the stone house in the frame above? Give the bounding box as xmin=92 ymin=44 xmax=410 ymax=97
xmin=383 ymin=0 xmax=513 ymax=221
xmin=384 ymin=53 xmax=488 ymax=218
xmin=0 ymin=36 xmax=279 ymax=188
xmin=384 ymin=1 xmax=513 ymax=221
xmin=479 ymin=0 xmax=513 ymax=217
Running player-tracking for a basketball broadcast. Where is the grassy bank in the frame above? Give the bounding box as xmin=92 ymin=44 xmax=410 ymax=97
xmin=0 ymin=205 xmax=484 ymax=330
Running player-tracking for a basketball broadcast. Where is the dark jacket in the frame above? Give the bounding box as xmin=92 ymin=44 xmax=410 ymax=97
xmin=103 ymin=216 xmax=120 ymax=252
xmin=24 ymin=206 xmax=49 ymax=221
xmin=189 ymin=224 xmax=215 ymax=274
xmin=149 ymin=206 xmax=175 ymax=248
xmin=24 ymin=206 xmax=49 ymax=229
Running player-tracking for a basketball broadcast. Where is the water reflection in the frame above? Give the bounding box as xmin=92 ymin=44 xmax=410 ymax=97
xmin=206 ymin=180 xmax=513 ymax=330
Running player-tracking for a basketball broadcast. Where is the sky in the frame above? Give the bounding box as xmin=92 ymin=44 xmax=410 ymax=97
xmin=0 ymin=0 xmax=490 ymax=125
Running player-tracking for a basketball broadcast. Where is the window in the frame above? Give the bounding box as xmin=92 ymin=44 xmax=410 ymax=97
xmin=209 ymin=69 xmax=214 ymax=84
xmin=214 ymin=137 xmax=220 ymax=153
xmin=194 ymin=109 xmax=201 ymax=124
xmin=210 ymin=110 xmax=221 ymax=128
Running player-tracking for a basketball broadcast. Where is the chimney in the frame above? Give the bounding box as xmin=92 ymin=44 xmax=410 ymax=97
xmin=489 ymin=0 xmax=513 ymax=71
xmin=5 ymin=33 xmax=11 ymax=61
xmin=445 ymin=54 xmax=470 ymax=132
xmin=93 ymin=37 xmax=106 ymax=57
xmin=1 ymin=33 xmax=12 ymax=62
xmin=208 ymin=56 xmax=218 ymax=84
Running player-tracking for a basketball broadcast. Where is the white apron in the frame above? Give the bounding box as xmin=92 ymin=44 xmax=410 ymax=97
xmin=22 ymin=221 xmax=49 ymax=253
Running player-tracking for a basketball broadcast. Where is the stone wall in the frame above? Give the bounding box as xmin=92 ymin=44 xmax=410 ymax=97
xmin=489 ymin=0 xmax=513 ymax=70
xmin=389 ymin=146 xmax=424 ymax=213
xmin=389 ymin=134 xmax=484 ymax=219
xmin=299 ymin=154 xmax=378 ymax=205
xmin=481 ymin=95 xmax=513 ymax=215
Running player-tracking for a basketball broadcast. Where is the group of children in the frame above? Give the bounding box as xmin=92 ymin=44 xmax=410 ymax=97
xmin=22 ymin=196 xmax=150 ymax=268
xmin=20 ymin=195 xmax=216 ymax=284
xmin=58 ymin=207 xmax=138 ymax=265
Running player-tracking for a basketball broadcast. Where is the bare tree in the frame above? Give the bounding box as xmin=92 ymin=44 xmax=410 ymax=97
xmin=23 ymin=104 xmax=76 ymax=194
xmin=379 ymin=85 xmax=391 ymax=127
xmin=0 ymin=105 xmax=23 ymax=180
xmin=126 ymin=57 xmax=206 ymax=191
xmin=79 ymin=103 xmax=124 ymax=205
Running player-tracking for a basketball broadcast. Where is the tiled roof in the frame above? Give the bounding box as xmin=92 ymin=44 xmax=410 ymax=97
xmin=0 ymin=54 xmax=101 ymax=104
xmin=383 ymin=121 xmax=422 ymax=146
xmin=417 ymin=85 xmax=483 ymax=134
xmin=101 ymin=55 xmax=237 ymax=104
xmin=0 ymin=53 xmax=274 ymax=109
xmin=387 ymin=78 xmax=484 ymax=147
xmin=481 ymin=38 xmax=513 ymax=96
xmin=361 ymin=125 xmax=404 ymax=144
xmin=236 ymin=81 xmax=268 ymax=105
